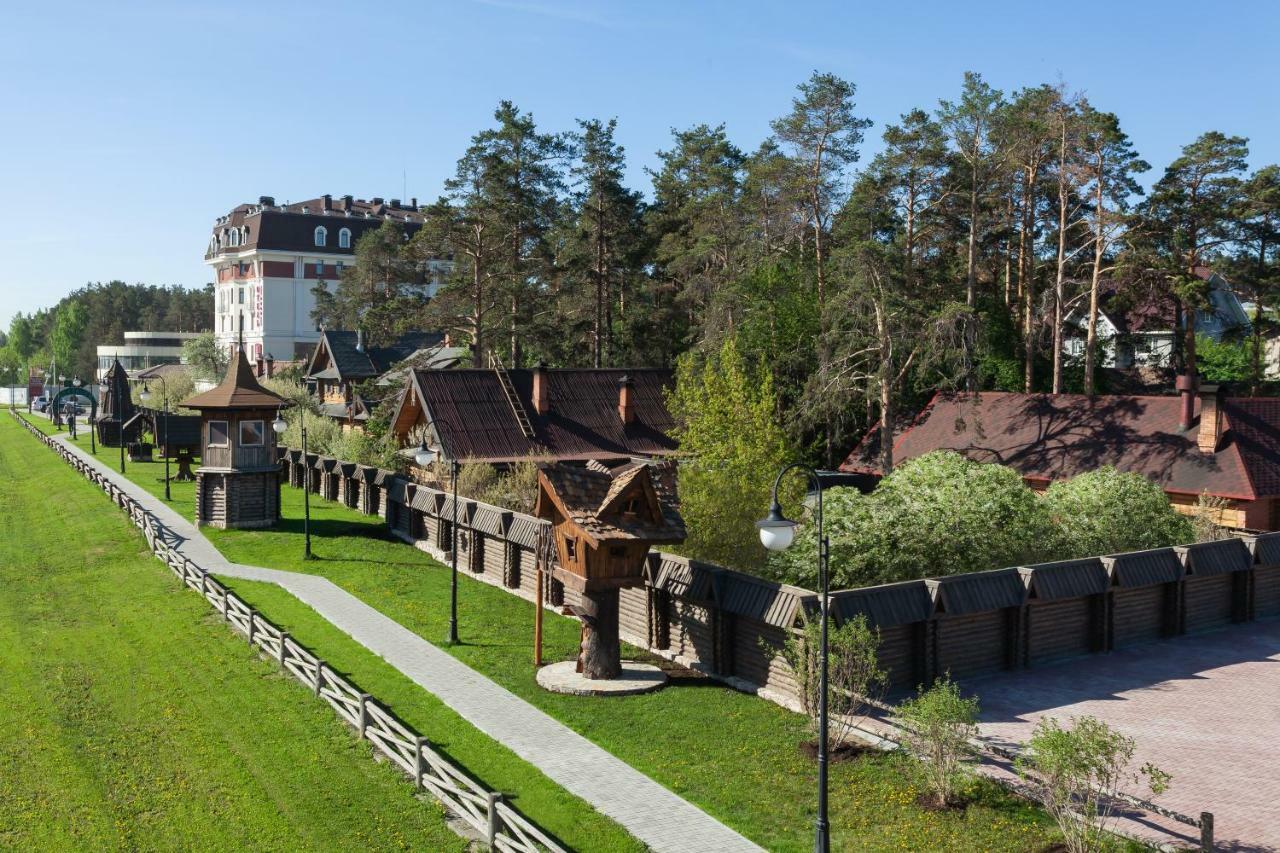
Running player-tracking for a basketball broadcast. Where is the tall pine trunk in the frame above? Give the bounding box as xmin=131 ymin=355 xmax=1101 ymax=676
xmin=1084 ymin=163 xmax=1106 ymax=397
xmin=1051 ymin=123 xmax=1070 ymax=395
xmin=1020 ymin=167 xmax=1036 ymax=393
xmin=964 ymin=168 xmax=979 ymax=391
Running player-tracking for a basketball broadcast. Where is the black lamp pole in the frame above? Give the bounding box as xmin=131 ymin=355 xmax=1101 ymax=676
xmin=448 ymin=457 xmax=460 ymax=645
xmin=142 ymin=377 xmax=171 ymax=500
xmin=765 ymin=463 xmax=829 ymax=853
xmin=301 ymin=407 xmax=312 ymax=559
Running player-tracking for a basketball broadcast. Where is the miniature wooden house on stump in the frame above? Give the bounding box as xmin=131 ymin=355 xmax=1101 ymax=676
xmin=96 ymin=358 xmax=139 ymax=447
xmin=182 ymin=349 xmax=287 ymax=529
xmin=535 ymin=462 xmax=685 ymax=679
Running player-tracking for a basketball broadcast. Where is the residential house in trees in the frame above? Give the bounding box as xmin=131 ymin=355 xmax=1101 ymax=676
xmin=1061 ymin=268 xmax=1252 ymax=370
xmin=304 ymin=329 xmax=442 ymax=430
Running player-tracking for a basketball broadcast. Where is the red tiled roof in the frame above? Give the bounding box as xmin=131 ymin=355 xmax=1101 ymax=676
xmin=839 ymin=391 xmax=1280 ymax=501
xmin=410 ymin=368 xmax=677 ymax=464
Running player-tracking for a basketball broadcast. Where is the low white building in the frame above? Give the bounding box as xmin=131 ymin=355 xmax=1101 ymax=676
xmin=95 ymin=331 xmax=202 ymax=383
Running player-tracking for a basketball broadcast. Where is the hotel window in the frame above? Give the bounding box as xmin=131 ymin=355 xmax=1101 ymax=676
xmin=338 ymin=228 xmax=351 ymax=249
xmin=315 ymin=262 xmax=324 ymax=276
xmin=314 ymin=226 xmax=327 ymax=247
xmin=238 ymin=287 xmax=245 ymax=304
xmin=208 ymin=420 xmax=229 ymax=447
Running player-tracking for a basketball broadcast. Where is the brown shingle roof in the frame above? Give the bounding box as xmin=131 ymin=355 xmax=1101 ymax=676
xmin=840 ymin=391 xmax=1278 ymax=501
xmin=539 ymin=464 xmax=685 ymax=543
xmin=410 ymin=367 xmax=677 ymax=464
xmin=183 ymin=350 xmax=288 ymax=410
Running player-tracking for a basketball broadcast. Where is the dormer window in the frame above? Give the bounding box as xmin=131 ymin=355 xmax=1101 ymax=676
xmin=338 ymin=228 xmax=351 ymax=249
xmin=314 ymin=226 xmax=327 ymax=247
xmin=622 ymin=497 xmax=639 ymax=516
xmin=302 ymin=206 xmax=309 ymax=215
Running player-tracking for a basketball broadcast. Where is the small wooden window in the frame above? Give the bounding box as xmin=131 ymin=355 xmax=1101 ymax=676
xmin=239 ymin=420 xmax=264 ymax=446
xmin=208 ymin=420 xmax=229 ymax=447
xmin=609 ymin=546 xmax=626 ymax=558
xmin=565 ymin=537 xmax=577 ymax=561
xmin=622 ymin=497 xmax=639 ymax=516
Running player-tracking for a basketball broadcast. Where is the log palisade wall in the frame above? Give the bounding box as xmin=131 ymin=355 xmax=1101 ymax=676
xmin=280 ymin=448 xmax=1280 ymax=707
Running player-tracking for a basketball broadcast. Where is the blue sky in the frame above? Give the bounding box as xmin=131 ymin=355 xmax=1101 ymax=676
xmin=2 ymin=0 xmax=1278 ymax=328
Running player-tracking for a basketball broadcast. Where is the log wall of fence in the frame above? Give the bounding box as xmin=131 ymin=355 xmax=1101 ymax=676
xmin=276 ymin=446 xmax=1280 ymax=709
xmin=15 ymin=415 xmax=565 ymax=853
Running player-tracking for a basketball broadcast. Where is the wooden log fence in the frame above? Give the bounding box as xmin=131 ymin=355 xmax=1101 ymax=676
xmin=11 ymin=412 xmax=566 ymax=853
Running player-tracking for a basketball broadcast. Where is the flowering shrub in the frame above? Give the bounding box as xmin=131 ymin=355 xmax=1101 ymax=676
xmin=1042 ymin=466 xmax=1194 ymax=556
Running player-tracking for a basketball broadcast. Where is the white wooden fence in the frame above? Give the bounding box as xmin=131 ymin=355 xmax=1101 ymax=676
xmin=13 ymin=412 xmax=568 ymax=853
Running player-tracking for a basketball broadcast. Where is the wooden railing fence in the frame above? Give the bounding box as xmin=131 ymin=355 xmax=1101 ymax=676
xmin=13 ymin=412 xmax=567 ymax=853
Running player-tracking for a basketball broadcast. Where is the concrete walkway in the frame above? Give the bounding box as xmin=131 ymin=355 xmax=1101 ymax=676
xmin=53 ymin=432 xmax=762 ymax=853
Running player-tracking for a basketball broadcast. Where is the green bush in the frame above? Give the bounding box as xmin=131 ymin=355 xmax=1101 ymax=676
xmin=766 ymin=454 xmax=1200 ymax=589
xmin=769 ymin=451 xmax=1057 ymax=587
xmin=1196 ymin=332 xmax=1250 ymax=384
xmin=1017 ymin=716 xmax=1170 ymax=853
xmin=769 ymin=614 xmax=884 ymax=751
xmin=895 ymin=678 xmax=979 ymax=808
xmin=1042 ymin=466 xmax=1194 ymax=556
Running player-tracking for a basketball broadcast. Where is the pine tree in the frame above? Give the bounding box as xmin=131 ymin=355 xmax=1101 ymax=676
xmin=1078 ymin=106 xmax=1148 ymax=395
xmin=563 ymin=118 xmax=645 ymax=367
xmin=1131 ymin=131 xmax=1249 ymax=374
xmin=770 ymin=71 xmax=870 ymax=310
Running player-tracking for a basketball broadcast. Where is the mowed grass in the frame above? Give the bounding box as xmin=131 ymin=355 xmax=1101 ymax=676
xmin=0 ymin=415 xmax=464 ymax=851
xmin=26 ymin=413 xmax=1059 ymax=851
xmin=10 ymin=414 xmax=641 ymax=852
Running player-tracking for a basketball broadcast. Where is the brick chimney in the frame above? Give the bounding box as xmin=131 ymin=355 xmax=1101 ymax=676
xmin=1197 ymin=384 xmax=1223 ymax=453
xmin=532 ymin=361 xmax=549 ymax=415
xmin=1177 ymin=374 xmax=1197 ymax=431
xmin=322 ymin=194 xmax=333 ymax=211
xmin=618 ymin=374 xmax=635 ymax=425
xmin=265 ymin=353 xmax=275 ymax=378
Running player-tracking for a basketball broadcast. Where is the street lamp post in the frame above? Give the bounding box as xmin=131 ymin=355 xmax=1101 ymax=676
xmin=140 ymin=378 xmax=171 ymax=501
xmin=757 ymin=463 xmax=829 ymax=853
xmin=416 ymin=441 xmax=460 ymax=645
xmin=273 ymin=408 xmax=310 ymax=558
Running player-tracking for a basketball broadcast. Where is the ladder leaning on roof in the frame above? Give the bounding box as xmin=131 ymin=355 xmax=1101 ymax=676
xmin=490 ymin=354 xmax=537 ymax=440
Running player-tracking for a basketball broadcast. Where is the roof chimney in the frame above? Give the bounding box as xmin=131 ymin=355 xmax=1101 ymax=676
xmin=265 ymin=353 xmax=275 ymax=378
xmin=1177 ymin=374 xmax=1197 ymax=431
xmin=341 ymin=194 xmax=353 ymax=211
xmin=411 ymin=197 xmax=418 ymax=209
xmin=1197 ymin=383 xmax=1223 ymax=453
xmin=532 ymin=361 xmax=549 ymax=415
xmin=258 ymin=195 xmax=275 ymax=206
xmin=355 ymin=329 xmax=365 ymax=353
xmin=618 ymin=374 xmax=635 ymax=425
xmin=322 ymin=194 xmax=333 ymax=211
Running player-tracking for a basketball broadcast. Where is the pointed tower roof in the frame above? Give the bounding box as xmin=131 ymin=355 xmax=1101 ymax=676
xmin=101 ymin=358 xmax=136 ymax=421
xmin=182 ymin=349 xmax=288 ymax=410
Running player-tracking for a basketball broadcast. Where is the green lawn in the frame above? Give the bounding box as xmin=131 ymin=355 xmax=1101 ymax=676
xmin=22 ymin=412 xmax=1060 ymax=851
xmin=0 ymin=415 xmax=461 ymax=851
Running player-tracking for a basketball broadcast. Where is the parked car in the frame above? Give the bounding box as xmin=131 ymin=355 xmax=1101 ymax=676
xmin=31 ymin=396 xmax=48 ymax=412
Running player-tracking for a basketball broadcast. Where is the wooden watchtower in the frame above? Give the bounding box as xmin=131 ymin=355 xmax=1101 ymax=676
xmin=182 ymin=349 xmax=287 ymax=529
xmin=96 ymin=358 xmax=138 ymax=447
xmin=535 ymin=462 xmax=685 ymax=678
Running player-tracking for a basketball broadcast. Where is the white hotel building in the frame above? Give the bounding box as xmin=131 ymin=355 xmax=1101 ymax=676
xmin=204 ymin=194 xmax=445 ymax=362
